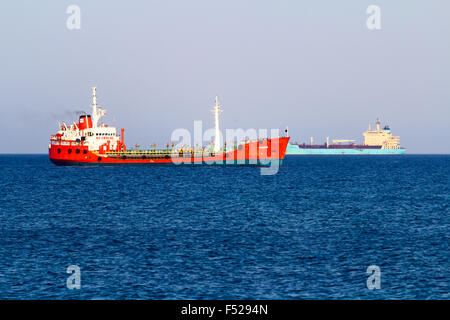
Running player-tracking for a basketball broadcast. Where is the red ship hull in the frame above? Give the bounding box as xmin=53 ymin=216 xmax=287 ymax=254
xmin=49 ymin=137 xmax=290 ymax=166
xmin=49 ymin=87 xmax=289 ymax=167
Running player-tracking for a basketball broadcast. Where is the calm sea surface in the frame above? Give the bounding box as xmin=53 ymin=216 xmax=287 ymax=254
xmin=0 ymin=155 xmax=448 ymax=299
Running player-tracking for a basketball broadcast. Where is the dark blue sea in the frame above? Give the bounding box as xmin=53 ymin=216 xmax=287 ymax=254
xmin=0 ymin=155 xmax=448 ymax=299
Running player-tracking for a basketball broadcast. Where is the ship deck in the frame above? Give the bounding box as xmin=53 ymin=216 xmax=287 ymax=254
xmin=290 ymin=144 xmax=382 ymax=149
xmin=99 ymin=149 xmax=226 ymax=159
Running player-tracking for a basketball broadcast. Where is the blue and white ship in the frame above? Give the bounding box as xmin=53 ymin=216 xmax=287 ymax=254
xmin=287 ymin=119 xmax=406 ymax=155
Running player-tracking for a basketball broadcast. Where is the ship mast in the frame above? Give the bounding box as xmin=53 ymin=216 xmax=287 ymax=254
xmin=92 ymin=86 xmax=98 ymax=128
xmin=91 ymin=86 xmax=106 ymax=128
xmin=211 ymin=96 xmax=223 ymax=153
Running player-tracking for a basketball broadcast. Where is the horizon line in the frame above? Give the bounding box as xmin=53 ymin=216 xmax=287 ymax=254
xmin=1 ymin=153 xmax=449 ymax=156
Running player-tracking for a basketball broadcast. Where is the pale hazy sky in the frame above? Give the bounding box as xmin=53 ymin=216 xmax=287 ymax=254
xmin=0 ymin=0 xmax=449 ymax=153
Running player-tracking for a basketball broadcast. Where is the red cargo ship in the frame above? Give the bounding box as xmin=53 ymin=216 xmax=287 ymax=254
xmin=49 ymin=87 xmax=289 ymax=166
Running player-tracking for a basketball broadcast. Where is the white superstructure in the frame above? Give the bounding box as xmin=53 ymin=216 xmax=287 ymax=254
xmin=54 ymin=87 xmax=121 ymax=151
xmin=363 ymin=119 xmax=402 ymax=149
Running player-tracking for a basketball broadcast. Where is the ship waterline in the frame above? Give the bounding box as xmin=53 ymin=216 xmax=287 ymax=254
xmin=286 ymin=143 xmax=406 ymax=155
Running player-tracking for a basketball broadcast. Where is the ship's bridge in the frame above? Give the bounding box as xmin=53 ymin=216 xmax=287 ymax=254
xmin=83 ymin=126 xmax=119 ymax=150
xmin=51 ymin=87 xmax=122 ymax=152
xmin=363 ymin=120 xmax=401 ymax=149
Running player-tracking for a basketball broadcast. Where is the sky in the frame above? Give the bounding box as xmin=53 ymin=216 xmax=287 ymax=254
xmin=0 ymin=0 xmax=449 ymax=153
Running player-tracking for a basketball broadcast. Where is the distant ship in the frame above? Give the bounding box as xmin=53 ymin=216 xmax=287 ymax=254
xmin=287 ymin=119 xmax=406 ymax=155
xmin=49 ymin=87 xmax=289 ymax=165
